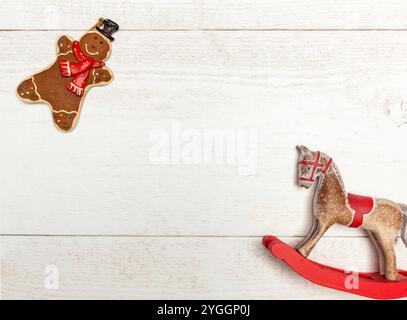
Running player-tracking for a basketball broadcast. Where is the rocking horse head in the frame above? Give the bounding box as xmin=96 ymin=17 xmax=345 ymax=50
xmin=296 ymin=145 xmax=332 ymax=189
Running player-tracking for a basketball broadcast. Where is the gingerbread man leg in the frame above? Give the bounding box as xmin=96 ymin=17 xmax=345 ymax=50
xmin=17 ymin=77 xmax=41 ymax=102
xmin=52 ymin=111 xmax=78 ymax=132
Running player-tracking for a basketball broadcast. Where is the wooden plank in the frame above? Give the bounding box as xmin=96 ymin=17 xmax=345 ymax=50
xmin=3 ymin=31 xmax=407 ymax=235
xmin=2 ymin=236 xmax=406 ymax=299
xmin=4 ymin=1 xmax=407 ymax=30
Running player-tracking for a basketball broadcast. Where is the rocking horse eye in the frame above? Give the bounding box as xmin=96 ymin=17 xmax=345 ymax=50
xmin=100 ymin=41 xmax=103 ymax=45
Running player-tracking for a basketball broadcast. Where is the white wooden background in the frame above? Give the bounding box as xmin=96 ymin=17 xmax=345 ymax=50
xmin=1 ymin=0 xmax=407 ymax=299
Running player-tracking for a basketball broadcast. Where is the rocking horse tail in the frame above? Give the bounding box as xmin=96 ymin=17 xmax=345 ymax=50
xmin=399 ymin=204 xmax=407 ymax=248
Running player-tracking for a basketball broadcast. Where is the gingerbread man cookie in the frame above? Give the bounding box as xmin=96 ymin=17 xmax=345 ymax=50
xmin=17 ymin=18 xmax=119 ymax=132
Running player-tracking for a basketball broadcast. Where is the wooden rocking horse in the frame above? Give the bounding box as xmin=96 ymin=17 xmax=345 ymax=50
xmin=263 ymin=146 xmax=407 ymax=299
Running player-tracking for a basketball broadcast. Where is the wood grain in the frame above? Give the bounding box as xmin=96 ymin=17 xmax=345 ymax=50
xmin=2 ymin=31 xmax=407 ymax=236
xmin=2 ymin=1 xmax=407 ymax=300
xmin=4 ymin=1 xmax=407 ymax=30
xmin=2 ymin=236 xmax=406 ymax=299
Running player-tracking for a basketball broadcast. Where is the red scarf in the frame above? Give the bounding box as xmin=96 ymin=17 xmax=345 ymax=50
xmin=59 ymin=41 xmax=105 ymax=96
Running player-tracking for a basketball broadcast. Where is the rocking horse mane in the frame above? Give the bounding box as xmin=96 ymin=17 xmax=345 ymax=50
xmin=326 ymin=158 xmax=346 ymax=193
xmin=399 ymin=204 xmax=407 ymax=247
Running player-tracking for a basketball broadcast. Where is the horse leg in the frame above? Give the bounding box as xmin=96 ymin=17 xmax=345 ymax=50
xmin=375 ymin=231 xmax=399 ymax=281
xmin=297 ymin=218 xmax=333 ymax=257
xmin=367 ymin=231 xmax=385 ymax=275
xmin=296 ymin=217 xmax=319 ymax=250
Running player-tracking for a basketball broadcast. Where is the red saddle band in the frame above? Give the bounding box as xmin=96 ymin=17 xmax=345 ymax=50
xmin=347 ymin=193 xmax=375 ymax=228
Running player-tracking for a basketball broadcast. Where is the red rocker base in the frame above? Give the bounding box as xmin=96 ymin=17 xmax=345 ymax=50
xmin=263 ymin=236 xmax=407 ymax=300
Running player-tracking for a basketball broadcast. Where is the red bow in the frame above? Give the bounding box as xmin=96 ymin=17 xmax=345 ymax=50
xmin=59 ymin=41 xmax=104 ymax=96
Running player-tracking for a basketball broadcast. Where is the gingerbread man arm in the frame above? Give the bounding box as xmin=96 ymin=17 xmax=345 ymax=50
xmin=57 ymin=35 xmax=73 ymax=55
xmin=89 ymin=67 xmax=113 ymax=86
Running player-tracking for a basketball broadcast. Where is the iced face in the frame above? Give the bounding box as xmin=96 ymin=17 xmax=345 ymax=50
xmin=79 ymin=32 xmax=111 ymax=61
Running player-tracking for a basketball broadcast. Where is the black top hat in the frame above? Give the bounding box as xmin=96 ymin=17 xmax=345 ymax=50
xmin=96 ymin=18 xmax=119 ymax=41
